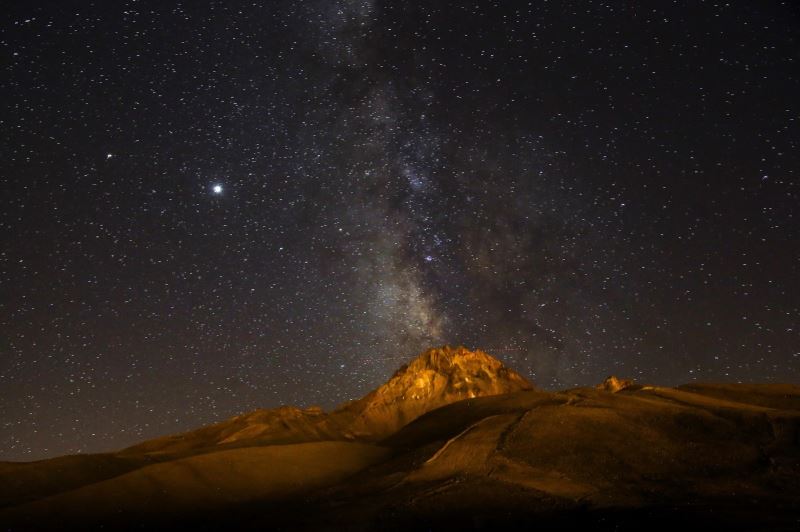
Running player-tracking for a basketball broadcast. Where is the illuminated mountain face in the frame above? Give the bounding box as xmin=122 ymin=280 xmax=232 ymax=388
xmin=343 ymin=346 xmax=533 ymax=437
xmin=123 ymin=346 xmax=532 ymax=454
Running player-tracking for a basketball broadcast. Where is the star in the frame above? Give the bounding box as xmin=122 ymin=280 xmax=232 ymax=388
xmin=2 ymin=0 xmax=797 ymax=464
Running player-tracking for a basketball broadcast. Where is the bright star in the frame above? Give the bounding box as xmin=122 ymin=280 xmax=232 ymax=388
xmin=212 ymin=184 xmax=223 ymax=194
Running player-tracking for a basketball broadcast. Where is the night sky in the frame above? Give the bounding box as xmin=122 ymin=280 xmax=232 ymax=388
xmin=2 ymin=1 xmax=798 ymax=461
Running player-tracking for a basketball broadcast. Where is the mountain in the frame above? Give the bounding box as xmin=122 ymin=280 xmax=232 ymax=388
xmin=1 ymin=347 xmax=799 ymax=531
xmin=340 ymin=345 xmax=533 ymax=437
xmin=121 ymin=345 xmax=532 ymax=455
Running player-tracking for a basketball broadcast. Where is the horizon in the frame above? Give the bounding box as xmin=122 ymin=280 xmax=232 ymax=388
xmin=3 ymin=343 xmax=796 ymax=463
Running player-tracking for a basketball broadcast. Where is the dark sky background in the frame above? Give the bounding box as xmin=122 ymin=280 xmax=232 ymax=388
xmin=2 ymin=1 xmax=798 ymax=461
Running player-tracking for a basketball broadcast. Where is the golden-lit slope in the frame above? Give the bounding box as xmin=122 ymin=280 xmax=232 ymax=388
xmin=121 ymin=405 xmax=353 ymax=456
xmin=122 ymin=345 xmax=531 ymax=455
xmin=0 ymin=441 xmax=389 ymax=528
xmin=0 ymin=454 xmax=156 ymax=509
xmin=287 ymin=384 xmax=800 ymax=529
xmin=677 ymin=382 xmax=800 ymax=410
xmin=405 ymin=386 xmax=799 ymax=505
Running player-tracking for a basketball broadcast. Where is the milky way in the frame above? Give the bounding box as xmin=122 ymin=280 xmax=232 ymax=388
xmin=2 ymin=1 xmax=798 ymax=460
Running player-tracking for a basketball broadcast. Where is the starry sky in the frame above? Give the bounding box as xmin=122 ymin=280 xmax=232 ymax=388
xmin=2 ymin=1 xmax=799 ymax=461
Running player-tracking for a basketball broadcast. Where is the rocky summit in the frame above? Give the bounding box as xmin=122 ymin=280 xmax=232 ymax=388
xmin=122 ymin=346 xmax=531 ymax=454
xmin=341 ymin=345 xmax=533 ymax=437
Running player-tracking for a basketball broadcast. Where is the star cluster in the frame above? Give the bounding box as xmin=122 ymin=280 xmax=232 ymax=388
xmin=1 ymin=1 xmax=798 ymax=460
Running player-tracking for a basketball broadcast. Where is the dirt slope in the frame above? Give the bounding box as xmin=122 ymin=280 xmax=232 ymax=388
xmin=269 ymin=384 xmax=800 ymax=530
xmin=0 ymin=453 xmax=156 ymax=509
xmin=0 ymin=441 xmax=389 ymax=529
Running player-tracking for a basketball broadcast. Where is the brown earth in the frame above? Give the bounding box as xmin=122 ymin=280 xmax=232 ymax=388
xmin=1 ymin=346 xmax=798 ymax=530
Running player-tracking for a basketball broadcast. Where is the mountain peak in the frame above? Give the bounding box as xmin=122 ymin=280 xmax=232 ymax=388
xmin=405 ymin=345 xmax=518 ymax=374
xmin=123 ymin=346 xmax=534 ymax=453
xmin=346 ymin=346 xmax=533 ymax=437
xmin=388 ymin=345 xmax=533 ymax=396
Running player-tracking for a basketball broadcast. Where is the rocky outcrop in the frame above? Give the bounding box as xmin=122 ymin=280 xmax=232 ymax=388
xmin=341 ymin=345 xmax=534 ymax=437
xmin=597 ymin=375 xmax=636 ymax=393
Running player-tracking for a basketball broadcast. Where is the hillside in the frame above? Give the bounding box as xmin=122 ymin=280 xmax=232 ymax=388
xmin=1 ymin=348 xmax=798 ymax=530
xmin=122 ymin=345 xmax=532 ymax=455
xmin=1 ymin=442 xmax=389 ymax=528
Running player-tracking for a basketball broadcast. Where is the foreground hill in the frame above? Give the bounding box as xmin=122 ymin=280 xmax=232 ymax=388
xmin=1 ymin=442 xmax=388 ymax=527
xmin=1 ymin=347 xmax=799 ymax=530
xmin=255 ymin=383 xmax=800 ymax=530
